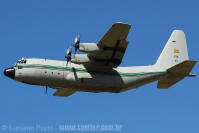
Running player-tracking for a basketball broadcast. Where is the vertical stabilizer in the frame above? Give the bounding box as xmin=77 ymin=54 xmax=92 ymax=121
xmin=155 ymin=30 xmax=189 ymax=70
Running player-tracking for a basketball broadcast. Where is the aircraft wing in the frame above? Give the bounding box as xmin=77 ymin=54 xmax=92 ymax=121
xmin=88 ymin=22 xmax=131 ymax=67
xmin=53 ymin=88 xmax=76 ymax=97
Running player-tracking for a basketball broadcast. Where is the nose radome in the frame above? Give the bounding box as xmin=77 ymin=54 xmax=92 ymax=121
xmin=4 ymin=67 xmax=15 ymax=79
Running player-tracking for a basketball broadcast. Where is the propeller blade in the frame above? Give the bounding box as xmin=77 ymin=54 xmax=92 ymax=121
xmin=66 ymin=45 xmax=72 ymax=55
xmin=74 ymin=46 xmax=78 ymax=54
xmin=65 ymin=45 xmax=73 ymax=63
xmin=73 ymin=34 xmax=80 ymax=54
xmin=74 ymin=34 xmax=80 ymax=44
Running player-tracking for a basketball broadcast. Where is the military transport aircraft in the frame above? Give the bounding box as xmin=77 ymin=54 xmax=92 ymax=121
xmin=4 ymin=22 xmax=197 ymax=97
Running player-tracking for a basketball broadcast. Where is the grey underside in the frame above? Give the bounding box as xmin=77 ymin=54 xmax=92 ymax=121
xmin=50 ymin=75 xmax=163 ymax=93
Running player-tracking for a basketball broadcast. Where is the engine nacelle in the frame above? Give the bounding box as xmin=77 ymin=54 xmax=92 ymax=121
xmin=79 ymin=43 xmax=100 ymax=53
xmin=71 ymin=54 xmax=91 ymax=64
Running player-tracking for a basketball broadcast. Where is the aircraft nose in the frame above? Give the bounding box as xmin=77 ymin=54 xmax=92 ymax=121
xmin=4 ymin=67 xmax=15 ymax=79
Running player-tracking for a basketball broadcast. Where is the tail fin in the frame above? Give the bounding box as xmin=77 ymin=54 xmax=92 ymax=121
xmin=155 ymin=30 xmax=197 ymax=88
xmin=155 ymin=30 xmax=189 ymax=69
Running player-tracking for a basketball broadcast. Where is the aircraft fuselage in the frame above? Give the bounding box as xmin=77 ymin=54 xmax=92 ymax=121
xmin=4 ymin=58 xmax=165 ymax=93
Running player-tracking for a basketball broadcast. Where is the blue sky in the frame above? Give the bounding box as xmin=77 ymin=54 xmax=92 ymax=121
xmin=0 ymin=0 xmax=198 ymax=132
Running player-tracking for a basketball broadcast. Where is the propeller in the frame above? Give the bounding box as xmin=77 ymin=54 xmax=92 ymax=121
xmin=73 ymin=34 xmax=80 ymax=54
xmin=65 ymin=45 xmax=73 ymax=63
xmin=64 ymin=34 xmax=80 ymax=63
xmin=45 ymin=86 xmax=48 ymax=95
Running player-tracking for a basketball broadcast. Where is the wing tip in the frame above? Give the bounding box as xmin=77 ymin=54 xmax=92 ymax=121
xmin=113 ymin=22 xmax=131 ymax=27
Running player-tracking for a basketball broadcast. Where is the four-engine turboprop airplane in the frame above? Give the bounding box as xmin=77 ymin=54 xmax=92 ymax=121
xmin=4 ymin=22 xmax=197 ymax=97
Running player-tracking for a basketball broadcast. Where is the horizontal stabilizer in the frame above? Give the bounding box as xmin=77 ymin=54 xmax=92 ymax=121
xmin=157 ymin=60 xmax=197 ymax=88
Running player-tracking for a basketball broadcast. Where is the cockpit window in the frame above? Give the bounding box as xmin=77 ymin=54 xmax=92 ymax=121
xmin=17 ymin=59 xmax=27 ymax=64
